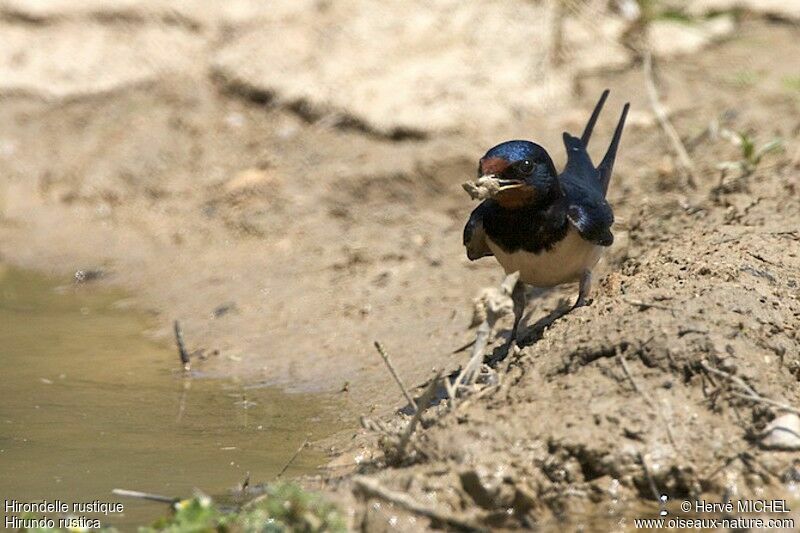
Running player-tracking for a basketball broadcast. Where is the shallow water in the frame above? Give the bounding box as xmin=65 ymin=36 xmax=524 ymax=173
xmin=0 ymin=265 xmax=339 ymax=528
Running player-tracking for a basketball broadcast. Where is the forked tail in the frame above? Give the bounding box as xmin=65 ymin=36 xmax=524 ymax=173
xmin=580 ymin=89 xmax=610 ymax=146
xmin=597 ymin=101 xmax=630 ymax=195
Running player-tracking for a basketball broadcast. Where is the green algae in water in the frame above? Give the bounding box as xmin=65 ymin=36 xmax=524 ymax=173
xmin=0 ymin=266 xmax=340 ymax=528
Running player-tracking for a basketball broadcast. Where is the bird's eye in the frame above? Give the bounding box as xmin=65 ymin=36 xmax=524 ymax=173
xmin=519 ymin=160 xmax=534 ymax=175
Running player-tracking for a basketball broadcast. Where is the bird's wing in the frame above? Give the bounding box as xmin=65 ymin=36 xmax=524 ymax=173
xmin=566 ymin=197 xmax=614 ymax=247
xmin=463 ymin=202 xmax=494 ymax=260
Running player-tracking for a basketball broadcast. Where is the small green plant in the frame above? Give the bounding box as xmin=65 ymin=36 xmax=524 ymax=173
xmin=727 ymin=70 xmax=759 ymax=88
xmin=144 ymin=494 xmax=219 ymax=533
xmin=781 ymin=75 xmax=800 ymax=94
xmin=636 ymin=0 xmax=693 ymax=23
xmin=717 ymin=130 xmax=784 ymax=176
xmin=142 ymin=484 xmax=345 ymax=533
xmin=16 ymin=484 xmax=345 ymax=533
xmin=233 ymin=483 xmax=347 ymax=533
xmin=656 ymin=8 xmax=693 ymax=23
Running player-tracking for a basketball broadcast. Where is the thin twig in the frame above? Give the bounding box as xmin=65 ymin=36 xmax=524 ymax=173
xmin=747 ymin=251 xmax=777 ymax=266
xmin=618 ymin=351 xmax=678 ymax=448
xmin=176 ymin=379 xmax=191 ymax=423
xmin=699 ymin=361 xmax=759 ymax=397
xmin=374 ymin=341 xmax=417 ymax=413
xmin=618 ymin=352 xmax=643 ymax=396
xmin=397 ymin=370 xmax=442 ymax=454
xmin=353 ymin=476 xmax=486 ymax=532
xmin=623 ymin=298 xmax=677 ymax=312
xmin=451 ymin=272 xmax=519 ymax=395
xmin=703 ymin=452 xmax=745 ymax=481
xmin=173 ymin=320 xmax=191 ymax=372
xmin=729 ymin=392 xmax=800 ymax=415
xmin=460 ymin=321 xmax=493 ymax=387
xmin=277 ymin=438 xmax=309 ymax=478
xmin=637 ymin=453 xmax=661 ymax=503
xmin=700 ymin=360 xmax=800 ymax=415
xmin=112 ymin=488 xmax=178 ymax=505
xmin=643 ymin=51 xmax=696 ymax=188
xmin=240 ymin=471 xmax=250 ymax=495
xmin=451 ymin=339 xmax=475 ymax=354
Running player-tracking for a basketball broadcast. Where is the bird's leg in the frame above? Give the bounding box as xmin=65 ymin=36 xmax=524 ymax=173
xmin=510 ymin=278 xmax=527 ymax=342
xmin=573 ymin=270 xmax=593 ymax=309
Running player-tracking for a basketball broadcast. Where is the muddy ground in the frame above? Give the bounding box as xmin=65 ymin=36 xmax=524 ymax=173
xmin=1 ymin=1 xmax=799 ymax=530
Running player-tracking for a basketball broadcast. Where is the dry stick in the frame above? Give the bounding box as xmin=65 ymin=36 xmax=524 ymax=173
xmin=277 ymin=437 xmax=309 ymax=479
xmin=451 ymin=339 xmax=475 ymax=354
xmin=455 ymin=272 xmax=519 ymax=392
xmin=373 ymin=341 xmax=417 ymax=413
xmin=173 ymin=320 xmax=191 ymax=372
xmin=643 ymin=52 xmax=697 ymax=188
xmin=623 ymin=297 xmax=677 ymax=312
xmin=459 ymin=321 xmax=493 ymax=387
xmin=700 ymin=361 xmax=800 ymax=415
xmin=748 ymin=251 xmax=777 ymax=266
xmin=637 ymin=453 xmax=662 ymax=503
xmin=240 ymin=471 xmax=251 ymax=495
xmin=397 ymin=370 xmax=443 ymax=455
xmin=702 ymin=451 xmax=755 ymax=482
xmin=618 ymin=351 xmax=678 ymax=449
xmin=699 ymin=361 xmax=758 ymax=396
xmin=729 ymin=392 xmax=800 ymax=415
xmin=353 ymin=476 xmax=486 ymax=532
xmin=618 ymin=351 xmax=644 ymax=396
xmin=176 ymin=379 xmax=191 ymax=423
xmin=447 ymin=322 xmax=491 ymax=402
xmin=112 ymin=488 xmax=178 ymax=505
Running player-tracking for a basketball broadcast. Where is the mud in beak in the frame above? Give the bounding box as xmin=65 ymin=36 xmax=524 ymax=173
xmin=480 ymin=174 xmax=525 ymax=192
xmin=479 ymin=174 xmax=536 ymax=207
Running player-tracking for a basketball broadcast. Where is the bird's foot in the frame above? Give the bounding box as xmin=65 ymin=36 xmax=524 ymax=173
xmin=507 ymin=330 xmax=522 ymax=351
xmin=572 ymin=271 xmax=593 ymax=310
xmin=571 ymin=296 xmax=593 ymax=310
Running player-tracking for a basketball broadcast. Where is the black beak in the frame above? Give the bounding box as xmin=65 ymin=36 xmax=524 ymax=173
xmin=479 ymin=174 xmax=525 ymax=192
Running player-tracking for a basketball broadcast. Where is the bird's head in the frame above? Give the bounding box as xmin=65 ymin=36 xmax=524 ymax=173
xmin=478 ymin=140 xmax=559 ymax=209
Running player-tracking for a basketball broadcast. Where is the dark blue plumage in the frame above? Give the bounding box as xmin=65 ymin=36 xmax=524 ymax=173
xmin=463 ymin=89 xmax=629 ymax=332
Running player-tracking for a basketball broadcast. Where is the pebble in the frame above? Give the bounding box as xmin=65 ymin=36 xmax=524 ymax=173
xmin=760 ymin=413 xmax=800 ymax=451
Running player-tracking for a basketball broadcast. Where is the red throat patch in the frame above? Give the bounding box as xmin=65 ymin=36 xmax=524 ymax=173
xmin=479 ymin=156 xmax=510 ymax=175
xmin=495 ymin=185 xmax=536 ymax=209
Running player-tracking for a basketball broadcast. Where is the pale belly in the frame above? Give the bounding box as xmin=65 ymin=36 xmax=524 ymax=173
xmin=486 ymin=229 xmax=604 ymax=287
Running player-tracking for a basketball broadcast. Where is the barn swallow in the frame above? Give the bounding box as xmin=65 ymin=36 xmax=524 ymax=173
xmin=463 ymin=90 xmax=629 ymax=340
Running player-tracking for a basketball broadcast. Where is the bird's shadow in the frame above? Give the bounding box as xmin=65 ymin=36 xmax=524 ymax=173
xmin=486 ymin=299 xmax=574 ymax=366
